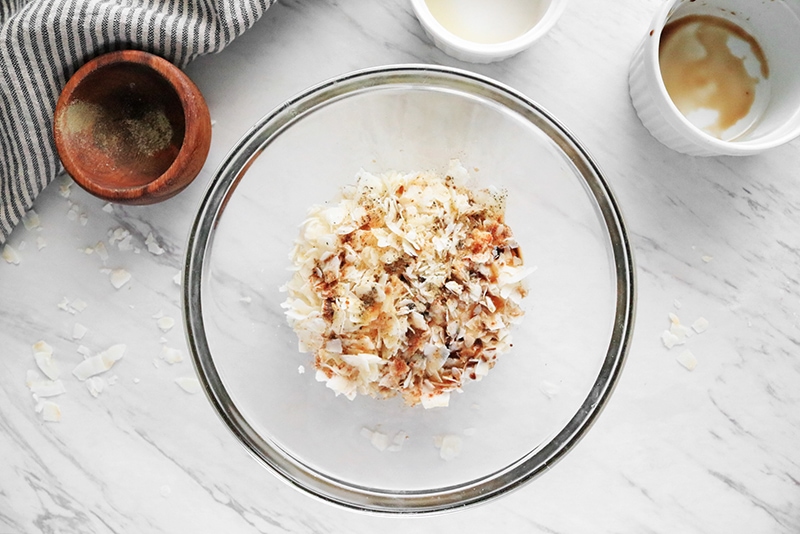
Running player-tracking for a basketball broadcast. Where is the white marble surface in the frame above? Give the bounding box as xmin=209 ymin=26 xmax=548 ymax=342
xmin=2 ymin=0 xmax=800 ymax=531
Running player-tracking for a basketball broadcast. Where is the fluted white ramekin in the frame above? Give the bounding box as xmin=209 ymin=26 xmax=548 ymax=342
xmin=410 ymin=0 xmax=568 ymax=64
xmin=629 ymin=0 xmax=800 ymax=156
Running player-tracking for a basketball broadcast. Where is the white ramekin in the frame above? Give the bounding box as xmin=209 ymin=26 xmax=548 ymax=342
xmin=410 ymin=0 xmax=568 ymax=64
xmin=629 ymin=0 xmax=800 ymax=156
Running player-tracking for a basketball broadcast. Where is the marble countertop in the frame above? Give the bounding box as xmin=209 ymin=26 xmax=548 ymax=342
xmin=2 ymin=0 xmax=799 ymax=532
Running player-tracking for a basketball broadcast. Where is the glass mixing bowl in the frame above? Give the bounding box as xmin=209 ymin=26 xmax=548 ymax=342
xmin=183 ymin=65 xmax=635 ymax=514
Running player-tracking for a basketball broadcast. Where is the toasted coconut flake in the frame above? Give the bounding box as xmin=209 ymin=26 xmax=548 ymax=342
xmin=72 ymin=323 xmax=88 ymax=340
xmin=437 ymin=434 xmax=462 ymax=461
xmin=2 ymin=244 xmax=20 ymax=265
xmin=175 ymin=376 xmax=201 ymax=394
xmin=86 ymin=376 xmax=107 ymax=398
xmin=36 ymin=400 xmax=62 ymax=422
xmin=282 ymin=161 xmax=530 ymax=407
xmin=109 ymin=268 xmax=131 ymax=289
xmin=72 ymin=344 xmax=125 ymax=380
xmin=32 ymin=341 xmax=59 ymax=380
xmin=677 ymin=349 xmax=697 ymax=371
xmin=22 ymin=210 xmax=40 ymax=231
xmin=145 ymin=232 xmax=165 ymax=255
xmin=156 ymin=316 xmax=175 ymax=332
xmin=159 ymin=346 xmax=183 ymax=364
xmin=27 ymin=371 xmax=66 ymax=398
xmin=692 ymin=317 xmax=709 ymax=333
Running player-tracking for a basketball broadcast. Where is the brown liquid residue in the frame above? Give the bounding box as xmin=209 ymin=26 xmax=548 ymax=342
xmin=659 ymin=15 xmax=769 ymax=139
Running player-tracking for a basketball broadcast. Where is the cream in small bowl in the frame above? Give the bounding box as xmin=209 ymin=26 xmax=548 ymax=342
xmin=411 ymin=0 xmax=567 ymax=63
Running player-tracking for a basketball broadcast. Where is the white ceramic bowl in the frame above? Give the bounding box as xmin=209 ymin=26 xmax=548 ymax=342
xmin=629 ymin=0 xmax=800 ymax=156
xmin=411 ymin=0 xmax=568 ymax=64
xmin=184 ymin=65 xmax=635 ymax=514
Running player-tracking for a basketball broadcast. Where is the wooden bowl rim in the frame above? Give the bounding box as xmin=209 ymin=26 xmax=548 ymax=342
xmin=54 ymin=50 xmax=211 ymax=204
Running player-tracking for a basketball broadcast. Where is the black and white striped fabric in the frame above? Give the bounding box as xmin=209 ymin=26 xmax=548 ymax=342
xmin=0 ymin=0 xmax=274 ymax=243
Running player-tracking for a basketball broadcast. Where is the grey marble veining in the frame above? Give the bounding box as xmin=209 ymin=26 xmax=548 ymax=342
xmin=1 ymin=0 xmax=799 ymax=532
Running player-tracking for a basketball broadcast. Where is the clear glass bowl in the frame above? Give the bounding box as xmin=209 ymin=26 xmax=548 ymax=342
xmin=183 ymin=65 xmax=635 ymax=514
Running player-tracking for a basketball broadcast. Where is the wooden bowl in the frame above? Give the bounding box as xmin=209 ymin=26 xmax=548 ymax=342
xmin=54 ymin=50 xmax=212 ymax=204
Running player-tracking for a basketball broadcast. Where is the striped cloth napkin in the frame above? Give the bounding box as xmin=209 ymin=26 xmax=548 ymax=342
xmin=0 ymin=0 xmax=274 ymax=243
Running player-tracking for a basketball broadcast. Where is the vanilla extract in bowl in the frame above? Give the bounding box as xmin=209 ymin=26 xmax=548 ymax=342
xmin=658 ymin=14 xmax=769 ymax=141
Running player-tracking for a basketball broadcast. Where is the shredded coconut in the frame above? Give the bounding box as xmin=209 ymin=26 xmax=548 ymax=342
xmin=281 ymin=161 xmax=530 ymax=407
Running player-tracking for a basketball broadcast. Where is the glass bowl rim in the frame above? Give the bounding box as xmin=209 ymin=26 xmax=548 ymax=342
xmin=183 ymin=63 xmax=636 ymax=515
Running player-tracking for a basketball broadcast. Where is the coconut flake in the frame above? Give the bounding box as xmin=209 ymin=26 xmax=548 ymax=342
xmin=387 ymin=430 xmax=409 ymax=452
xmin=22 ymin=210 xmax=40 ymax=231
xmin=172 ymin=271 xmax=181 ymax=286
xmin=145 ymin=232 xmax=165 ymax=255
xmin=539 ymin=380 xmax=560 ymax=398
xmin=437 ymin=435 xmax=462 ymax=461
xmin=36 ymin=400 xmax=62 ymax=422
xmin=72 ymin=344 xmax=125 ymax=380
xmin=27 ymin=372 xmax=66 ymax=398
xmin=421 ymin=391 xmax=450 ymax=409
xmin=701 ymin=255 xmax=713 ymax=263
xmin=72 ymin=323 xmax=88 ymax=340
xmin=94 ymin=241 xmax=109 ymax=261
xmin=71 ymin=299 xmax=87 ymax=313
xmin=676 ymin=349 xmax=697 ymax=371
xmin=298 ymin=365 xmax=306 ymax=374
xmin=86 ymin=376 xmax=107 ymax=398
xmin=175 ymin=376 xmax=201 ymax=394
xmin=159 ymin=346 xmax=184 ymax=364
xmin=692 ymin=317 xmax=709 ymax=334
xmin=36 ymin=237 xmax=47 ymax=250
xmin=156 ymin=316 xmax=175 ymax=332
xmin=59 ymin=181 xmax=72 ymax=198
xmin=2 ymin=244 xmax=20 ymax=265
xmin=102 ymin=203 xmax=114 ymax=213
xmin=77 ymin=345 xmax=92 ymax=358
xmin=109 ymin=268 xmax=131 ymax=289
xmin=32 ymin=341 xmax=60 ymax=380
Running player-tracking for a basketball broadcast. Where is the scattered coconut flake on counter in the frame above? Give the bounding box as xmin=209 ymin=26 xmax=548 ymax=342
xmin=32 ymin=341 xmax=60 ymax=380
xmin=94 ymin=241 xmax=109 ymax=261
xmin=159 ymin=346 xmax=184 ymax=364
xmin=701 ymin=255 xmax=713 ymax=263
xmin=298 ymin=365 xmax=305 ymax=374
xmin=108 ymin=268 xmax=132 ymax=289
xmin=172 ymin=271 xmax=181 ymax=286
xmin=36 ymin=237 xmax=47 ymax=250
xmin=240 ymin=296 xmax=252 ymax=304
xmin=175 ymin=376 xmax=201 ymax=394
xmin=156 ymin=316 xmax=175 ymax=332
xmin=361 ymin=427 xmax=408 ymax=452
xmin=22 ymin=209 xmax=40 ymax=231
xmin=692 ymin=317 xmax=709 ymax=334
xmin=72 ymin=344 xmax=125 ymax=381
xmin=145 ymin=233 xmax=165 ymax=255
xmin=281 ymin=160 xmax=531 ymax=408
xmin=86 ymin=376 xmax=107 ymax=398
xmin=102 ymin=203 xmax=114 ymax=213
xmin=77 ymin=345 xmax=92 ymax=358
xmin=59 ymin=180 xmax=72 ymax=198
xmin=435 ymin=434 xmax=463 ymax=461
xmin=2 ymin=244 xmax=20 ymax=265
xmin=539 ymin=380 xmax=560 ymax=399
xmin=26 ymin=370 xmax=66 ymax=398
xmin=676 ymin=349 xmax=697 ymax=371
xmin=36 ymin=400 xmax=62 ymax=422
xmin=72 ymin=323 xmax=88 ymax=340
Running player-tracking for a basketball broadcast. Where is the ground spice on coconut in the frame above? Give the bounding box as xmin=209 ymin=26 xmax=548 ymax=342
xmin=61 ymin=100 xmax=173 ymax=159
